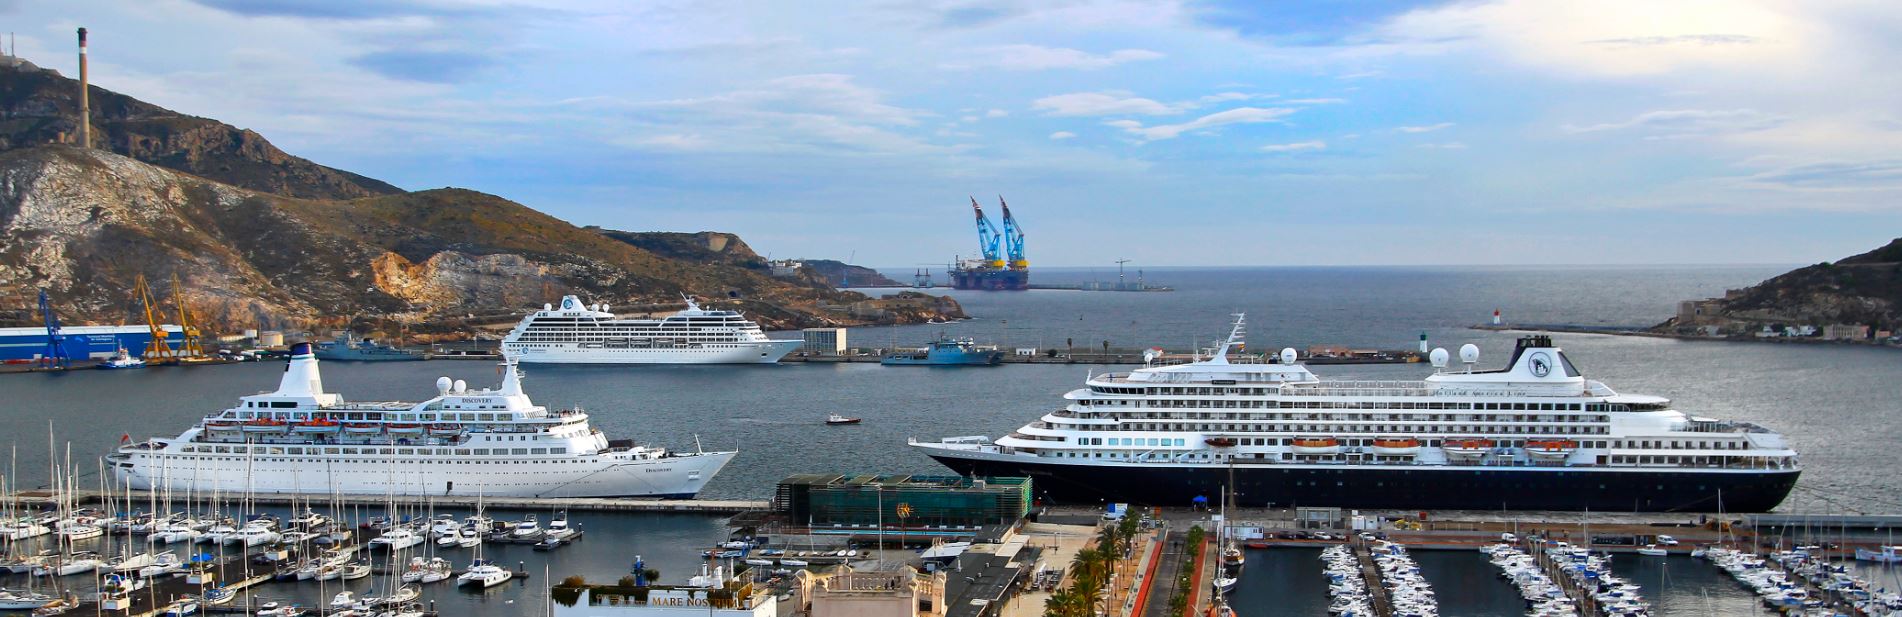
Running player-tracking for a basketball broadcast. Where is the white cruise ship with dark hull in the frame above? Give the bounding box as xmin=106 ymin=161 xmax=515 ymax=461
xmin=501 ymin=296 xmax=801 ymax=364
xmin=913 ymin=317 xmax=1800 ymax=513
xmin=110 ymin=343 xmax=735 ymax=498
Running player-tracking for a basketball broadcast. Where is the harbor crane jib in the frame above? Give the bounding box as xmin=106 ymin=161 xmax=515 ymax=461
xmin=38 ymin=289 xmax=67 ymax=368
xmin=999 ymin=196 xmax=1027 ymax=271
xmin=970 ymin=196 xmax=1004 ymax=268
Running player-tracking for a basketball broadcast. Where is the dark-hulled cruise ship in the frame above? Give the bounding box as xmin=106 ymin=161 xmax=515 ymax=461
xmin=912 ymin=316 xmax=1800 ymax=512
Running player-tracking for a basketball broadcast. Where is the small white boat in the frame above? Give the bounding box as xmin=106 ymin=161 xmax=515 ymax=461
xmin=544 ymin=513 xmax=576 ymax=541
xmin=1636 ymin=545 xmax=1668 ymax=557
xmin=329 ymin=591 xmax=355 ymax=610
xmin=340 ymin=563 xmax=372 ymax=580
xmin=1215 ymin=576 xmax=1238 ymax=594
xmin=370 ymin=528 xmax=423 ymax=551
xmin=458 ymin=559 xmax=512 ymax=588
xmin=825 ymin=414 xmax=862 ymax=425
xmin=97 ymin=348 xmax=146 ymax=369
xmin=256 ymin=601 xmax=307 ymax=616
xmin=510 ymin=515 xmax=541 ymax=538
xmin=202 ymin=587 xmax=236 ymax=605
xmin=1856 ymin=546 xmax=1902 ymax=563
xmin=780 ymin=559 xmax=808 ymax=568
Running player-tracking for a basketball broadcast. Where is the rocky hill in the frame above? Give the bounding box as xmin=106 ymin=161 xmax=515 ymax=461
xmin=1657 ymin=238 xmax=1902 ymax=336
xmin=802 ymin=260 xmax=903 ymax=287
xmin=0 ymin=146 xmax=961 ymax=334
xmin=0 ymin=58 xmax=400 ymax=200
xmin=0 ymin=58 xmax=959 ymax=336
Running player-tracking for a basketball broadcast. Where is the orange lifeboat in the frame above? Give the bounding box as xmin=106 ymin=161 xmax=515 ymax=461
xmin=241 ymin=419 xmax=287 ymax=433
xmin=1290 ymin=437 xmax=1341 ymax=455
xmin=292 ymin=418 xmax=341 ymax=434
xmin=1371 ymin=437 xmax=1422 ymax=457
xmin=1524 ymin=439 xmax=1578 ymax=460
xmin=1442 ymin=437 xmax=1495 ymax=460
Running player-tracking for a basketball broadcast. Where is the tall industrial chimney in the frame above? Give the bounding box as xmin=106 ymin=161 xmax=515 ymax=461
xmin=77 ymin=27 xmax=89 ymax=149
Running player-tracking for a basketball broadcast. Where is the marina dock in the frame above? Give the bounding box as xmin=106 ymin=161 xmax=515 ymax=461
xmin=6 ymin=490 xmax=768 ymax=515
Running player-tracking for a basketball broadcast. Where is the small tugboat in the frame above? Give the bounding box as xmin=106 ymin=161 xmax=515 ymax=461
xmin=313 ymin=332 xmax=424 ymax=362
xmin=825 ymin=414 xmax=862 ymax=426
xmin=881 ymin=336 xmax=1003 ymax=366
xmin=96 ymin=348 xmax=145 ymax=370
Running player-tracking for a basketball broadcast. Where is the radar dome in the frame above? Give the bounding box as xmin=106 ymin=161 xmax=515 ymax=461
xmin=1279 ymin=347 xmax=1297 ymax=365
xmin=452 ymin=379 xmax=467 ymax=394
xmin=1458 ymin=344 xmax=1480 ymax=364
xmin=602 ymin=304 xmax=610 ymax=312
xmin=543 ymin=303 xmax=552 ymax=311
xmin=435 ymin=376 xmax=452 ymax=394
xmin=1429 ymin=348 xmax=1449 ymax=368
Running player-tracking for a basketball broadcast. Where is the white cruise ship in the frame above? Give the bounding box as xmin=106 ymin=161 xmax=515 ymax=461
xmin=109 ymin=342 xmax=736 ymax=498
xmin=501 ymin=296 xmax=802 ymax=364
xmin=913 ymin=316 xmax=1801 ymax=513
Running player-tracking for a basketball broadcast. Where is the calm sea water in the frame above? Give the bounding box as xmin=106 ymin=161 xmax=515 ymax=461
xmin=4 ymin=265 xmax=1900 ymax=615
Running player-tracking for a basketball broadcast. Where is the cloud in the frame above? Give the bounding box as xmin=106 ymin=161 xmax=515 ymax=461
xmin=1562 ymin=109 xmax=1784 ymax=137
xmin=1260 ymin=140 xmax=1326 ymax=153
xmin=609 ymin=74 xmax=943 ymax=155
xmin=633 ymin=134 xmax=712 ymax=150
xmin=1049 ymin=131 xmax=1078 ymax=140
xmin=1283 ymin=98 xmax=1347 ymax=105
xmin=943 ymin=45 xmax=1164 ymax=71
xmin=1199 ymin=92 xmax=1274 ymax=103
xmin=1396 ymin=122 xmax=1453 ymax=133
xmin=1585 ymin=34 xmax=1764 ymax=47
xmin=1110 ymin=107 xmax=1297 ymax=141
xmin=346 ymin=50 xmax=499 ymax=84
xmin=1415 ymin=142 xmax=1467 ymax=149
xmin=986 ymin=109 xmax=1009 ymax=118
xmin=1747 ymin=160 xmax=1902 ymax=191
xmin=188 ymin=0 xmax=480 ymax=20
xmin=1368 ymin=0 xmax=1808 ymax=77
xmin=1032 ymin=92 xmax=1187 ymax=117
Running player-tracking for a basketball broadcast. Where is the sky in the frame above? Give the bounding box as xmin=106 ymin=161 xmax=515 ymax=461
xmin=6 ymin=0 xmax=1901 ymax=267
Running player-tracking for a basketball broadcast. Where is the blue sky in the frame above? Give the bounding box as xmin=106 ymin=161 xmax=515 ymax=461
xmin=9 ymin=0 xmax=1901 ymax=267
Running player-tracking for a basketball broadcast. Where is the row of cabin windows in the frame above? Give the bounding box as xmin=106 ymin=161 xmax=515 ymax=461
xmin=232 ymin=409 xmax=516 ymax=422
xmin=1057 ymin=424 xmax=1605 ymax=437
xmin=180 ymin=444 xmax=568 ymax=455
xmin=1049 ymin=423 xmax=1610 ymax=436
xmin=1067 ymin=410 xmax=1610 ymax=423
xmin=1080 ymin=399 xmax=1620 ymax=413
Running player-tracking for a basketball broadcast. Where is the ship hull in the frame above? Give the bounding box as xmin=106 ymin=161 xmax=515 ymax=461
xmin=923 ymin=451 xmax=1798 ymax=513
xmin=949 ymin=268 xmax=1028 ymax=291
xmin=113 ymin=447 xmax=736 ymax=499
xmin=505 ymin=340 xmax=801 ymax=365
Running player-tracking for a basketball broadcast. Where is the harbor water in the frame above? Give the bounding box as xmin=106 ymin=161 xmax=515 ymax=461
xmin=5 ymin=265 xmax=1902 ymax=615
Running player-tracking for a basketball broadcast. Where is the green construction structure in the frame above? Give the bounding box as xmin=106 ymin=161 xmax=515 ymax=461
xmin=774 ymin=473 xmax=1032 ymax=530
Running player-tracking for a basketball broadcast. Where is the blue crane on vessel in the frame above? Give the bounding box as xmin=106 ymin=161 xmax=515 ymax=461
xmin=969 ymin=196 xmax=1004 ymax=268
xmin=37 ymin=289 xmax=68 ymax=369
xmin=998 ymin=196 xmax=1027 ymax=271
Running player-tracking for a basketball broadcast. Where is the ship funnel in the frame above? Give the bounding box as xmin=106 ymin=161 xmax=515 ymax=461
xmin=275 ymin=342 xmax=325 ymax=397
xmin=497 ymin=360 xmax=524 ymax=396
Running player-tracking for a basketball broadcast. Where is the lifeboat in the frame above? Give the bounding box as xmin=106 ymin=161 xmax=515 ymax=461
xmin=204 ymin=422 xmax=241 ymax=432
xmin=1524 ymin=439 xmax=1578 ymax=461
xmin=1290 ymin=437 xmax=1341 ymax=455
xmin=386 ymin=424 xmax=425 ymax=435
xmin=1204 ymin=437 xmax=1239 ymax=448
xmin=343 ymin=423 xmax=383 ymax=434
xmin=293 ymin=419 xmax=341 ymax=434
xmin=1370 ymin=437 xmax=1422 ymax=457
xmin=242 ymin=419 xmax=287 ymax=433
xmin=427 ymin=424 xmax=463 ymax=436
xmin=1442 ymin=438 xmax=1494 ymax=460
